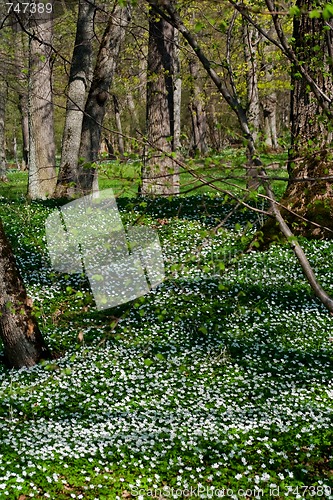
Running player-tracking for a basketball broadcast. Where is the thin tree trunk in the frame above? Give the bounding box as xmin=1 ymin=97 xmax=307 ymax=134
xmin=76 ymin=3 xmax=131 ymax=195
xmin=172 ymin=27 xmax=181 ymax=191
xmin=0 ymin=77 xmax=7 ymax=181
xmin=262 ymin=92 xmax=278 ymax=149
xmin=206 ymin=99 xmax=221 ymax=151
xmin=27 ymin=18 xmax=56 ymax=199
xmin=0 ymin=220 xmax=51 ymax=368
xmin=127 ymin=91 xmax=139 ymax=132
xmin=113 ymin=94 xmax=125 ymax=156
xmin=243 ymin=19 xmax=260 ymax=143
xmin=13 ymin=137 xmax=20 ymax=170
xmin=173 ymin=28 xmax=181 ymax=153
xmin=13 ymin=28 xmax=29 ymax=170
xmin=55 ymin=0 xmax=96 ymax=198
xmin=188 ymin=57 xmax=207 ymax=155
xmin=19 ymin=95 xmax=29 ymax=170
xmin=141 ymin=0 xmax=179 ymax=195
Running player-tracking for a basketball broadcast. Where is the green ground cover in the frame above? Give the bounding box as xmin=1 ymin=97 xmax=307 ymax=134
xmin=0 ymin=165 xmax=332 ymax=499
xmin=97 ymin=148 xmax=288 ymax=198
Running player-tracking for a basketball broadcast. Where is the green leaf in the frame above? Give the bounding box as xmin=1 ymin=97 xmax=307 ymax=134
xmin=194 ymin=21 xmax=205 ymax=33
xmin=144 ymin=358 xmax=153 ymax=367
xmin=289 ymin=5 xmax=300 ymax=16
xmin=323 ymin=3 xmax=333 ymax=20
xmin=309 ymin=9 xmax=321 ymax=18
xmin=155 ymin=353 xmax=165 ymax=361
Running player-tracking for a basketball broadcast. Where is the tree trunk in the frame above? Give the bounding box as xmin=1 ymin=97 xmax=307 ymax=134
xmin=76 ymin=3 xmax=131 ymax=195
xmin=12 ymin=17 xmax=29 ymax=170
xmin=173 ymin=28 xmax=182 ymax=153
xmin=0 ymin=220 xmax=51 ymax=368
xmin=18 ymin=93 xmax=29 ymax=170
xmin=242 ymin=19 xmax=260 ymax=144
xmin=0 ymin=77 xmax=7 ymax=181
xmin=279 ymin=0 xmax=333 ymax=238
xmin=262 ymin=92 xmax=278 ymax=149
xmin=27 ymin=18 xmax=56 ymax=199
xmin=127 ymin=91 xmax=140 ymax=133
xmin=188 ymin=57 xmax=207 ymax=155
xmin=207 ymin=99 xmax=222 ymax=151
xmin=13 ymin=137 xmax=20 ymax=170
xmin=55 ymin=0 xmax=96 ymax=198
xmin=141 ymin=0 xmax=179 ymax=195
xmin=113 ymin=94 xmax=125 ymax=156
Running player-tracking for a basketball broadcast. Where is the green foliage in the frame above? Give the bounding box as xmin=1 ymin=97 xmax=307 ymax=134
xmin=289 ymin=5 xmax=301 ymax=16
xmin=323 ymin=3 xmax=333 ymax=20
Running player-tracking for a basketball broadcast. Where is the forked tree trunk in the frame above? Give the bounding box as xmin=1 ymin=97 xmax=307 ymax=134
xmin=76 ymin=3 xmax=131 ymax=195
xmin=0 ymin=220 xmax=51 ymax=368
xmin=141 ymin=0 xmax=179 ymax=195
xmin=55 ymin=0 xmax=96 ymax=198
xmin=27 ymin=18 xmax=56 ymax=199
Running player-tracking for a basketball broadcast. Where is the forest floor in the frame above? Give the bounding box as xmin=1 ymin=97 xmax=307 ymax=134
xmin=0 ymin=163 xmax=332 ymax=499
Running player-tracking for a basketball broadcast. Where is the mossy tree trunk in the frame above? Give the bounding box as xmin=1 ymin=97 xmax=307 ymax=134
xmin=280 ymin=0 xmax=333 ymax=238
xmin=0 ymin=220 xmax=51 ymax=368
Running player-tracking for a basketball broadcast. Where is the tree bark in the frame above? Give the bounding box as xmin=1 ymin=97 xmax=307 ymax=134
xmin=113 ymin=94 xmax=125 ymax=156
xmin=12 ymin=24 xmax=29 ymax=170
xmin=242 ymin=19 xmax=260 ymax=144
xmin=27 ymin=18 xmax=57 ymax=199
xmin=141 ymin=0 xmax=179 ymax=195
xmin=262 ymin=92 xmax=278 ymax=149
xmin=0 ymin=77 xmax=7 ymax=181
xmin=173 ymin=28 xmax=181 ymax=153
xmin=127 ymin=91 xmax=140 ymax=133
xmin=18 ymin=93 xmax=29 ymax=170
xmin=188 ymin=57 xmax=207 ymax=155
xmin=55 ymin=0 xmax=96 ymax=198
xmin=0 ymin=220 xmax=51 ymax=368
xmin=278 ymin=0 xmax=333 ymax=238
xmin=76 ymin=3 xmax=131 ymax=195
